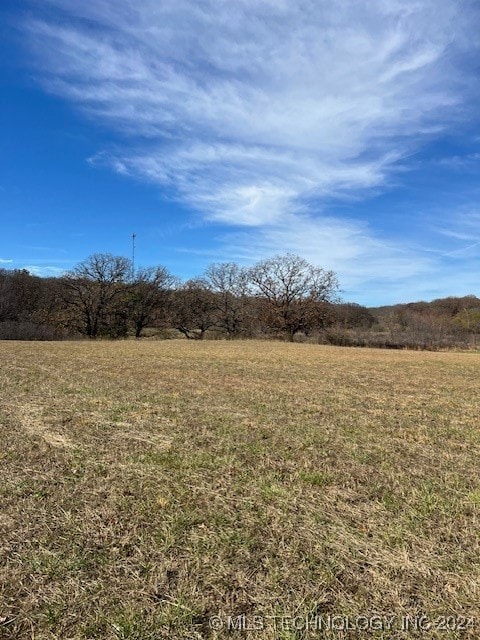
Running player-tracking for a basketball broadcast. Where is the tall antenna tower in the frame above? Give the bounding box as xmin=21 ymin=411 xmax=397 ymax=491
xmin=131 ymin=232 xmax=136 ymax=280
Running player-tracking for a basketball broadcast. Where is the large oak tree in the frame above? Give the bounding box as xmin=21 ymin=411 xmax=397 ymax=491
xmin=248 ymin=253 xmax=339 ymax=340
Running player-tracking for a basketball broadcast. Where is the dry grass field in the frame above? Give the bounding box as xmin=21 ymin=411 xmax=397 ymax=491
xmin=0 ymin=340 xmax=479 ymax=639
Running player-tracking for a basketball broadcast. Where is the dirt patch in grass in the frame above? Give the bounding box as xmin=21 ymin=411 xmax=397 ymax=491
xmin=0 ymin=340 xmax=479 ymax=638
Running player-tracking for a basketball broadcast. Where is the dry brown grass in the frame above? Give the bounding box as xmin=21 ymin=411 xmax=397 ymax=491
xmin=0 ymin=340 xmax=479 ymax=639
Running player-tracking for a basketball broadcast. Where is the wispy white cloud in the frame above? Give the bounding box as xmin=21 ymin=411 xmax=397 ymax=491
xmin=433 ymin=209 xmax=480 ymax=257
xmin=21 ymin=265 xmax=66 ymax=277
xmin=23 ymin=0 xmax=480 ymax=301
xmin=0 ymin=258 xmax=65 ymax=276
xmin=89 ymin=143 xmax=399 ymax=226
xmin=437 ymin=153 xmax=480 ymax=169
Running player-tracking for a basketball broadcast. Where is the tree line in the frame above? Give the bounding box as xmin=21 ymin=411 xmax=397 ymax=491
xmin=1 ymin=252 xmax=479 ymax=349
xmin=0 ymin=253 xmax=339 ymax=341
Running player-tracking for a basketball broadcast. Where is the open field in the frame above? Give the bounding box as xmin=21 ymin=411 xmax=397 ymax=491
xmin=0 ymin=340 xmax=479 ymax=639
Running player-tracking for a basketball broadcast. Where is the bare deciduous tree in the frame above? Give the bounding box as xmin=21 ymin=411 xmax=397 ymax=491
xmin=203 ymin=262 xmax=251 ymax=338
xmin=62 ymin=253 xmax=131 ymax=338
xmin=129 ymin=266 xmax=177 ymax=338
xmin=248 ymin=253 xmax=339 ymax=340
xmin=169 ymin=279 xmax=218 ymax=339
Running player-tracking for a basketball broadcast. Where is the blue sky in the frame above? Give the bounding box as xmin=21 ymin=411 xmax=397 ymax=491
xmin=1 ymin=0 xmax=480 ymax=305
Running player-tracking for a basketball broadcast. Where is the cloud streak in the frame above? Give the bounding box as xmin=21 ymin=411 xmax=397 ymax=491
xmin=23 ymin=0 xmax=480 ymax=301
